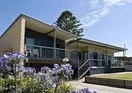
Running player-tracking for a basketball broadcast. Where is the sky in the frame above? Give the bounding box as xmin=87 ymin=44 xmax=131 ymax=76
xmin=0 ymin=0 xmax=132 ymax=56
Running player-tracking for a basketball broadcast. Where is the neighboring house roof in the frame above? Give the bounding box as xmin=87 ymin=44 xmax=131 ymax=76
xmin=0 ymin=14 xmax=127 ymax=52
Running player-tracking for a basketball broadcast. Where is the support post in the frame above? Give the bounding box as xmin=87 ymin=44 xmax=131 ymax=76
xmin=123 ymin=44 xmax=126 ymax=66
xmin=105 ymin=47 xmax=108 ymax=67
xmin=77 ymin=38 xmax=79 ymax=79
xmin=123 ymin=50 xmax=125 ymax=66
xmin=54 ymin=30 xmax=56 ymax=58
xmin=123 ymin=50 xmax=125 ymax=57
xmin=65 ymin=41 xmax=67 ymax=58
xmin=40 ymin=47 xmax=42 ymax=58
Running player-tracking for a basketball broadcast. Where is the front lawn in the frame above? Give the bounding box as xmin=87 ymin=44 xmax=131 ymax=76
xmin=92 ymin=72 xmax=132 ymax=81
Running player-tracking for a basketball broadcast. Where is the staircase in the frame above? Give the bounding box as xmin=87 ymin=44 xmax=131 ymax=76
xmin=77 ymin=59 xmax=104 ymax=80
xmin=77 ymin=59 xmax=91 ymax=80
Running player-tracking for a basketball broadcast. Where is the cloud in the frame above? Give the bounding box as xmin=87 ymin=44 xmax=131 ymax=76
xmin=80 ymin=7 xmax=110 ymax=28
xmin=80 ymin=11 xmax=100 ymax=27
xmin=78 ymin=0 xmax=84 ymax=7
xmin=80 ymin=0 xmax=132 ymax=28
xmin=104 ymin=0 xmax=121 ymax=6
xmin=115 ymin=2 xmax=126 ymax=5
xmin=89 ymin=0 xmax=100 ymax=8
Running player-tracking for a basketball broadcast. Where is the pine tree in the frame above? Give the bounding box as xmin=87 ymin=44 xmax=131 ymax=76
xmin=54 ymin=10 xmax=83 ymax=37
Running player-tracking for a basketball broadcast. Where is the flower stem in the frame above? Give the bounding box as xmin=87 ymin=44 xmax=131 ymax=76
xmin=15 ymin=62 xmax=17 ymax=93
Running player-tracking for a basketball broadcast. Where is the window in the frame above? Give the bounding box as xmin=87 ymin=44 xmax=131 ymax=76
xmin=71 ymin=51 xmax=81 ymax=60
xmin=89 ymin=51 xmax=94 ymax=59
xmin=45 ymin=40 xmax=53 ymax=47
xmin=26 ymin=38 xmax=34 ymax=45
xmin=102 ymin=54 xmax=105 ymax=67
xmin=35 ymin=39 xmax=42 ymax=46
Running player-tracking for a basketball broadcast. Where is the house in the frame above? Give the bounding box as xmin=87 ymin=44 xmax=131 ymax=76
xmin=0 ymin=14 xmax=127 ymax=79
xmin=114 ymin=56 xmax=132 ymax=66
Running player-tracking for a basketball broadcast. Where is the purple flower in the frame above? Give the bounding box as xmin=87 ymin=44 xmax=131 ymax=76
xmin=23 ymin=67 xmax=36 ymax=76
xmin=0 ymin=60 xmax=3 ymax=67
xmin=61 ymin=64 xmax=74 ymax=79
xmin=37 ymin=72 xmax=53 ymax=88
xmin=17 ymin=65 xmax=25 ymax=72
xmin=11 ymin=52 xmax=26 ymax=61
xmin=52 ymin=76 xmax=59 ymax=85
xmin=41 ymin=66 xmax=51 ymax=73
xmin=39 ymin=73 xmax=49 ymax=80
xmin=73 ymin=88 xmax=97 ymax=93
xmin=54 ymin=64 xmax=59 ymax=69
xmin=0 ymin=54 xmax=10 ymax=67
xmin=0 ymin=53 xmax=98 ymax=93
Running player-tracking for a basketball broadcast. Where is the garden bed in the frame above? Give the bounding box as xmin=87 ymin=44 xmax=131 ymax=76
xmin=0 ymin=53 xmax=97 ymax=93
xmin=85 ymin=73 xmax=132 ymax=89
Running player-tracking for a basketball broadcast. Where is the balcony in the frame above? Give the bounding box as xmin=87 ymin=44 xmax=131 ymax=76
xmin=26 ymin=44 xmax=72 ymax=60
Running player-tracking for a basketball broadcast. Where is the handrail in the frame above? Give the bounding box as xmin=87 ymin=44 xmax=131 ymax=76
xmin=78 ymin=59 xmax=106 ymax=80
xmin=26 ymin=44 xmax=73 ymax=51
xmin=78 ymin=67 xmax=90 ymax=80
xmin=26 ymin=44 xmax=74 ymax=59
xmin=79 ymin=59 xmax=105 ymax=70
xmin=79 ymin=59 xmax=90 ymax=70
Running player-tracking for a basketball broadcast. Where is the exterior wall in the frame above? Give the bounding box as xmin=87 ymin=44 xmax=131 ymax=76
xmin=88 ymin=45 xmax=114 ymax=67
xmin=67 ymin=44 xmax=114 ymax=61
xmin=66 ymin=45 xmax=88 ymax=68
xmin=0 ymin=17 xmax=25 ymax=57
xmin=66 ymin=45 xmax=88 ymax=60
xmin=66 ymin=43 xmax=115 ymax=68
xmin=88 ymin=45 xmax=113 ymax=55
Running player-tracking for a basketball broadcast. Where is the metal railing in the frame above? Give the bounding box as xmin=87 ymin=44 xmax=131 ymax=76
xmin=26 ymin=44 xmax=73 ymax=59
xmin=112 ymin=60 xmax=132 ymax=67
xmin=78 ymin=59 xmax=105 ymax=80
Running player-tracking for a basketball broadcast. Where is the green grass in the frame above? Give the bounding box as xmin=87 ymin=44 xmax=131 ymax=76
xmin=93 ymin=72 xmax=132 ymax=81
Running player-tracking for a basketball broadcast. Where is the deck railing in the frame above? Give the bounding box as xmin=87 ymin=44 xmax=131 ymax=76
xmin=26 ymin=44 xmax=73 ymax=59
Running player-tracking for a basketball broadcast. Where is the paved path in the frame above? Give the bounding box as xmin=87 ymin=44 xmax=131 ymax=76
xmin=68 ymin=79 xmax=132 ymax=93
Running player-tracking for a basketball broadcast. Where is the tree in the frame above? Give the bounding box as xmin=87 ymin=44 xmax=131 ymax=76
xmin=54 ymin=10 xmax=83 ymax=37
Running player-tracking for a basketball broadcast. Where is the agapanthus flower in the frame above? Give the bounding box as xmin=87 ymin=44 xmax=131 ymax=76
xmin=17 ymin=65 xmax=25 ymax=72
xmin=52 ymin=76 xmax=59 ymax=85
xmin=23 ymin=67 xmax=36 ymax=76
xmin=73 ymin=88 xmax=97 ymax=93
xmin=41 ymin=66 xmax=51 ymax=73
xmin=11 ymin=52 xmax=27 ymax=64
xmin=0 ymin=52 xmax=98 ymax=93
xmin=0 ymin=54 xmax=10 ymax=67
xmin=37 ymin=72 xmax=53 ymax=88
xmin=61 ymin=64 xmax=74 ymax=79
xmin=54 ymin=64 xmax=59 ymax=69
